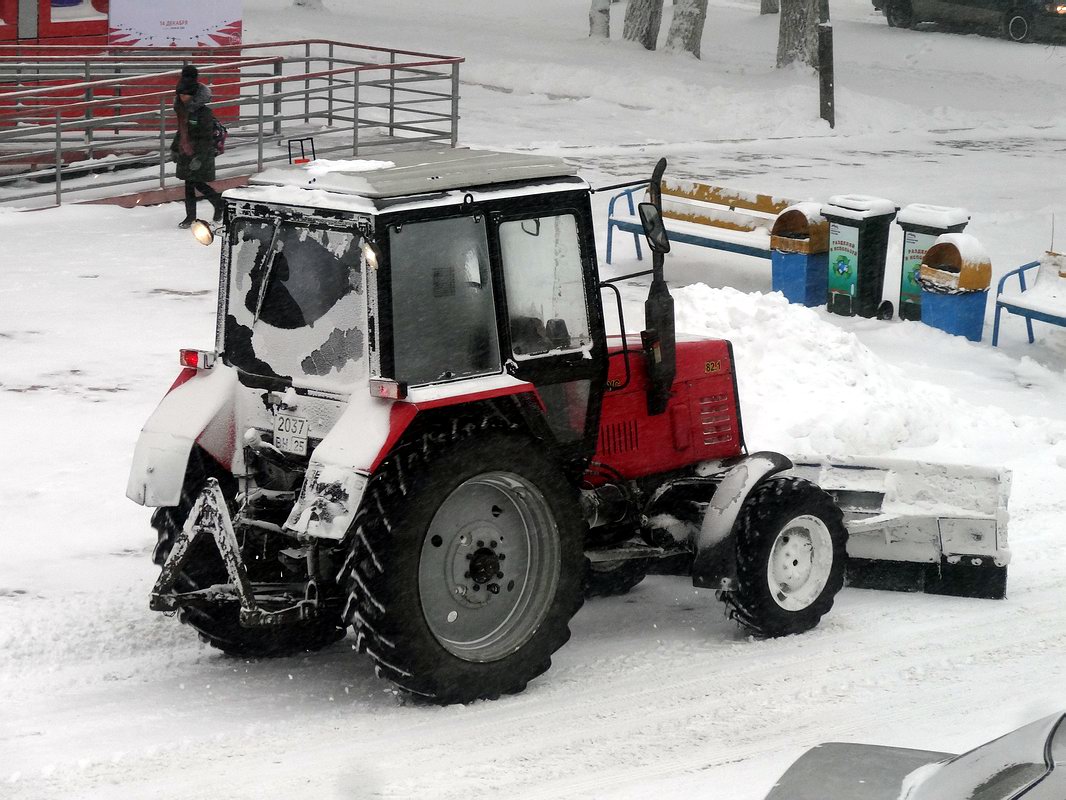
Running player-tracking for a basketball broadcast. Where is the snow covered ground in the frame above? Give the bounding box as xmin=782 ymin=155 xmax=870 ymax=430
xmin=3 ymin=0 xmax=1066 ymax=797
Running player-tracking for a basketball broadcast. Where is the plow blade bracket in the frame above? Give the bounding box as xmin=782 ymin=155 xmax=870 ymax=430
xmin=789 ymin=456 xmax=1011 ymax=599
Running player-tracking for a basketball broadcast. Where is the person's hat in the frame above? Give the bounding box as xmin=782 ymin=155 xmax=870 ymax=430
xmin=176 ymin=65 xmax=199 ymax=95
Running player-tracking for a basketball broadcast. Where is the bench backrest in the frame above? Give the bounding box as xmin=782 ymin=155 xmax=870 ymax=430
xmin=660 ymin=178 xmax=795 ymax=234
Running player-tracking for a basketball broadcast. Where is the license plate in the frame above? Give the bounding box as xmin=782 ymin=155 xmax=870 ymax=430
xmin=273 ymin=412 xmax=308 ymax=456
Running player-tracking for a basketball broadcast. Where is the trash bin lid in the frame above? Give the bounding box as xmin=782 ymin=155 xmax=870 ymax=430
xmin=897 ymin=204 xmax=970 ymax=229
xmin=822 ymin=195 xmax=898 ymax=221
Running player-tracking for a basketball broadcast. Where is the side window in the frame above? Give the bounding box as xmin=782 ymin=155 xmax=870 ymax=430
xmin=499 ymin=214 xmax=591 ymax=360
xmin=388 ymin=216 xmax=500 ymax=386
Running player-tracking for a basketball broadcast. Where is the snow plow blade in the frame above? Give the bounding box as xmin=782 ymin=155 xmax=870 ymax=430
xmin=789 ymin=457 xmax=1011 ymax=599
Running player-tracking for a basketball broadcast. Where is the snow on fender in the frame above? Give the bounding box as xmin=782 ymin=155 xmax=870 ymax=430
xmin=126 ymin=365 xmax=238 ymax=507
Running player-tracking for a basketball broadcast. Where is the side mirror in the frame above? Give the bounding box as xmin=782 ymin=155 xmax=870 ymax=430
xmin=638 ymin=202 xmax=671 ymax=254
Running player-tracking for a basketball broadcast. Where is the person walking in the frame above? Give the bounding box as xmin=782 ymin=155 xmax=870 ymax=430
xmin=171 ymin=65 xmax=224 ymax=229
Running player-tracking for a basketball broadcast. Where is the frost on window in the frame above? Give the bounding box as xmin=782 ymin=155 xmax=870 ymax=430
xmin=499 ymin=215 xmax=591 ymax=359
xmin=225 ymin=220 xmax=366 ymax=392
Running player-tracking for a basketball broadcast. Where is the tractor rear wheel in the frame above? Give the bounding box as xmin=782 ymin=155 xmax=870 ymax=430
xmin=722 ymin=477 xmax=846 ymax=638
xmin=151 ymin=451 xmax=346 ymax=658
xmin=340 ymin=432 xmax=584 ymax=704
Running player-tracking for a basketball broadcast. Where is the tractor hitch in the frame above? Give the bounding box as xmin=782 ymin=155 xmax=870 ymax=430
xmin=149 ymin=479 xmax=322 ymax=626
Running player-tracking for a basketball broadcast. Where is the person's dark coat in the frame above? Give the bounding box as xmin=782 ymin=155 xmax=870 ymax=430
xmin=170 ymin=83 xmax=217 ymax=183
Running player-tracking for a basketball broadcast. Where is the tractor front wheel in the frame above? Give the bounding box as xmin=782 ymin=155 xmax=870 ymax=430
xmin=340 ymin=432 xmax=584 ymax=704
xmin=722 ymin=477 xmax=846 ymax=638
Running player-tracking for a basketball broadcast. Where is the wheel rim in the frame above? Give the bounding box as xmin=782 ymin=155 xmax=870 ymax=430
xmin=765 ymin=514 xmax=835 ymax=611
xmin=1007 ymin=14 xmax=1029 ymax=40
xmin=419 ymin=471 xmax=560 ymax=662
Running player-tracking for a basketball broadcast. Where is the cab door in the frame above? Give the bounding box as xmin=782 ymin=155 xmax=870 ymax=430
xmin=492 ymin=201 xmax=607 ymax=472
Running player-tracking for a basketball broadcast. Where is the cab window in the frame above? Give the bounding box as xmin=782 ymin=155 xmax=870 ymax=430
xmin=388 ymin=216 xmax=500 ymax=386
xmin=499 ymin=214 xmax=591 ymax=360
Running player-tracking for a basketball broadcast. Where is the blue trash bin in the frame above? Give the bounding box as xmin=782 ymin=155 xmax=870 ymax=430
xmin=770 ymin=203 xmax=829 ymax=307
xmin=916 ymin=235 xmax=992 ymax=343
xmin=919 ymin=289 xmax=988 ymax=342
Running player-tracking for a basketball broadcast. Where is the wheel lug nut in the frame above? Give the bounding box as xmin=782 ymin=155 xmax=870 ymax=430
xmin=488 ymin=583 xmax=500 ymax=594
xmin=464 ymin=572 xmax=471 ymax=579
xmin=490 ymin=541 xmax=497 ymax=549
xmin=496 ymin=571 xmax=503 ymax=579
xmin=498 ymin=553 xmax=506 ymax=561
xmin=477 ymin=540 xmax=484 ymax=548
xmin=454 ymin=586 xmax=466 ymax=596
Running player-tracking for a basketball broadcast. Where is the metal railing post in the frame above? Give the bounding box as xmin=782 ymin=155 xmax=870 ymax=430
xmin=258 ymin=84 xmax=265 ymax=171
xmin=352 ymin=70 xmax=360 ymax=156
xmin=388 ymin=51 xmax=396 ymax=138
xmin=327 ymin=42 xmax=335 ymax=126
xmin=450 ymin=62 xmax=460 ymax=147
xmin=83 ymin=62 xmax=94 ymax=158
xmin=272 ymin=60 xmax=283 ymax=138
xmin=159 ymin=97 xmax=167 ymax=189
xmin=304 ymin=42 xmax=311 ymax=125
xmin=54 ymin=111 xmax=62 ymax=206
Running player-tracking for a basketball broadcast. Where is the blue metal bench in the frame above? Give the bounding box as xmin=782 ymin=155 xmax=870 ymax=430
xmin=991 ymin=259 xmax=1066 ymax=346
xmin=605 ymin=181 xmax=793 ymax=265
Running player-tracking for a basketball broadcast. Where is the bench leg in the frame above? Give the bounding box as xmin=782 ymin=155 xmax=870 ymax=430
xmin=1025 ymin=315 xmax=1035 ymax=344
xmin=633 ymin=231 xmax=643 ymax=262
xmin=992 ymin=304 xmax=1003 ymax=347
xmin=606 ymin=222 xmax=615 ymax=265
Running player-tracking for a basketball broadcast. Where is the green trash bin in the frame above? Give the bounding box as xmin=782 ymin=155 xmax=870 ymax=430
xmin=896 ymin=204 xmax=970 ymax=322
xmin=822 ymin=195 xmax=898 ymax=318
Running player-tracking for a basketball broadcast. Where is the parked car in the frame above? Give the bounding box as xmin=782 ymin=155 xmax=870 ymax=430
xmin=876 ymin=0 xmax=1066 ymax=42
xmin=764 ymin=711 xmax=1066 ymax=799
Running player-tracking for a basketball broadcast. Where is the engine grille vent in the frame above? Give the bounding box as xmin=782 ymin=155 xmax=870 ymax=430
xmin=600 ymin=420 xmax=639 ymax=455
xmin=700 ymin=394 xmax=734 ymax=446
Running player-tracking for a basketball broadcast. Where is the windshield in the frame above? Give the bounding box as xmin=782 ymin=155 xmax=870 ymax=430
xmin=224 ymin=218 xmax=366 ymax=392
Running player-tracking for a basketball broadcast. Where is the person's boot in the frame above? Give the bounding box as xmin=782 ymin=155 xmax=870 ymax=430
xmin=180 ymin=183 xmax=197 ymax=228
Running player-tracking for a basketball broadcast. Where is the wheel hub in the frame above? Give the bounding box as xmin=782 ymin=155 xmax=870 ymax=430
xmin=766 ymin=515 xmax=835 ymax=612
xmin=418 ymin=471 xmax=560 ymax=662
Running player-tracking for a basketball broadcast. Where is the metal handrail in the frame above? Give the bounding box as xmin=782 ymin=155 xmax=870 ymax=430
xmin=0 ymin=39 xmax=464 ymax=207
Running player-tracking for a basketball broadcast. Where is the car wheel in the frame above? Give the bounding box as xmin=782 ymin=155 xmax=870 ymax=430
xmin=885 ymin=0 xmax=914 ymax=28
xmin=1004 ymin=8 xmax=1034 ymax=41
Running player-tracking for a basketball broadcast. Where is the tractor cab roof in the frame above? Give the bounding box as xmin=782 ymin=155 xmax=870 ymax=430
xmin=226 ymin=148 xmax=586 ymax=215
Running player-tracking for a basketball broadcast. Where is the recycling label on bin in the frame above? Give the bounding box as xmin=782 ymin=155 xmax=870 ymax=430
xmin=902 ymin=230 xmax=936 ymax=304
xmin=827 ymin=222 xmax=859 ymax=300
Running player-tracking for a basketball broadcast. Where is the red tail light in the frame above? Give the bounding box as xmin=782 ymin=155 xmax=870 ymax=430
xmin=179 ymin=349 xmax=217 ymax=370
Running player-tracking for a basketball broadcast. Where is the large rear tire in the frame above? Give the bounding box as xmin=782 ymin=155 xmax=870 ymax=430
xmin=722 ymin=477 xmax=846 ymax=638
xmin=151 ymin=450 xmax=347 ymax=658
xmin=340 ymin=432 xmax=584 ymax=704
xmin=885 ymin=0 xmax=914 ymax=28
xmin=1004 ymin=8 xmax=1033 ymax=42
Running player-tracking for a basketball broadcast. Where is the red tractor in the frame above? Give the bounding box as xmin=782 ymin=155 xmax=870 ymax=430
xmin=127 ymin=149 xmax=950 ymax=704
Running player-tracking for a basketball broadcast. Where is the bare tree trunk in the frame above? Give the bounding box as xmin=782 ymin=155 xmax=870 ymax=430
xmin=623 ymin=0 xmax=664 ymax=50
xmin=761 ymin=0 xmax=781 ymax=14
xmin=589 ymin=0 xmax=611 ymax=37
xmin=777 ymin=0 xmax=818 ymax=67
xmin=665 ymin=0 xmax=708 ymax=57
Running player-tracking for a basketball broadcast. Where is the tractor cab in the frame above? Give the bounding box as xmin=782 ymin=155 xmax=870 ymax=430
xmin=218 ymin=149 xmax=609 ymax=478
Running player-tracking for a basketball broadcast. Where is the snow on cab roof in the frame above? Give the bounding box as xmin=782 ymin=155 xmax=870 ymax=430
xmin=242 ymin=148 xmax=580 ymax=200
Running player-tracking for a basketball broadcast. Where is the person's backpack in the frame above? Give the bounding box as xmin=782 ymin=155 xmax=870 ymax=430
xmin=212 ymin=119 xmax=228 ymax=155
